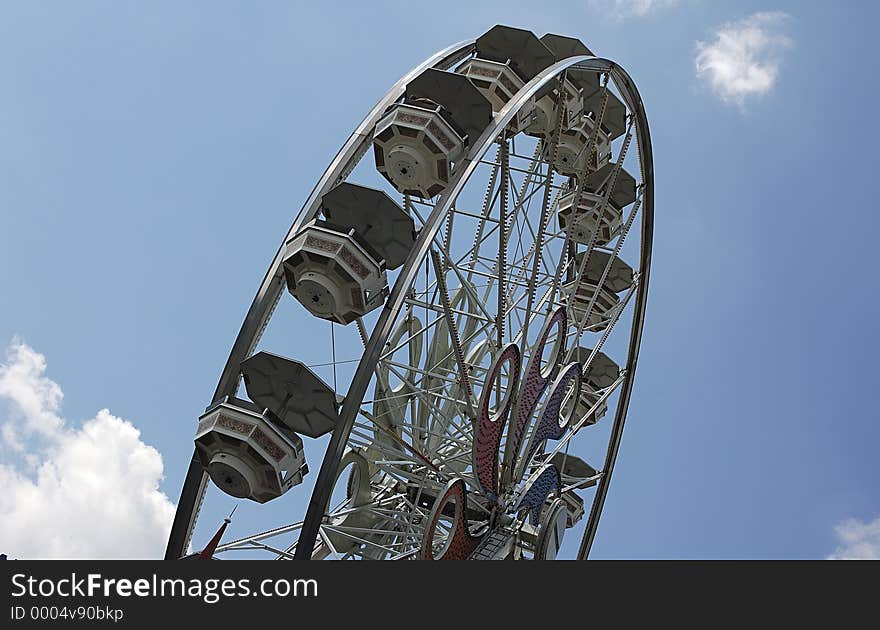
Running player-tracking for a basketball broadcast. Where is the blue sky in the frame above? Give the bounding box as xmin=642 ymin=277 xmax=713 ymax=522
xmin=1 ymin=0 xmax=878 ymax=559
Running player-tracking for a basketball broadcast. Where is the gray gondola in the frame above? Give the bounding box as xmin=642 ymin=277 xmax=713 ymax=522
xmin=320 ymin=182 xmax=415 ymax=271
xmin=241 ymin=350 xmax=340 ymax=439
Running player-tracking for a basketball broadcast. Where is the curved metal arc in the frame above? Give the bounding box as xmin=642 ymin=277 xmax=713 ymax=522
xmin=577 ymin=62 xmax=654 ymax=560
xmin=296 ymin=53 xmax=642 ymax=560
xmin=164 ymin=39 xmax=475 ymax=561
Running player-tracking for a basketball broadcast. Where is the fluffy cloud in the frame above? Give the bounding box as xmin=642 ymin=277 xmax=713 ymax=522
xmin=695 ymin=12 xmax=792 ymax=106
xmin=0 ymin=339 xmax=175 ymax=559
xmin=827 ymin=516 xmax=880 ymax=560
xmin=590 ymin=0 xmax=680 ymax=18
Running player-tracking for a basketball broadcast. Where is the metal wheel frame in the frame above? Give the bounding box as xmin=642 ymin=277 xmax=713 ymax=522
xmin=166 ymin=38 xmax=653 ymax=562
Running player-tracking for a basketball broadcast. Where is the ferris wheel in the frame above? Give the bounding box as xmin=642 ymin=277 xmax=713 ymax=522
xmin=166 ymin=25 xmax=653 ymax=561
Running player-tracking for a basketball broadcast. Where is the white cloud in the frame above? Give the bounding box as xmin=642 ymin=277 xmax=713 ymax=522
xmin=0 ymin=339 xmax=175 ymax=559
xmin=695 ymin=12 xmax=792 ymax=106
xmin=827 ymin=516 xmax=880 ymax=560
xmin=0 ymin=340 xmax=63 ymax=442
xmin=590 ymin=0 xmax=680 ymax=18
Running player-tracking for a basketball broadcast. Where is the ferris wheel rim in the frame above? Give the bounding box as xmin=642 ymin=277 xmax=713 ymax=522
xmin=578 ymin=61 xmax=654 ymax=560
